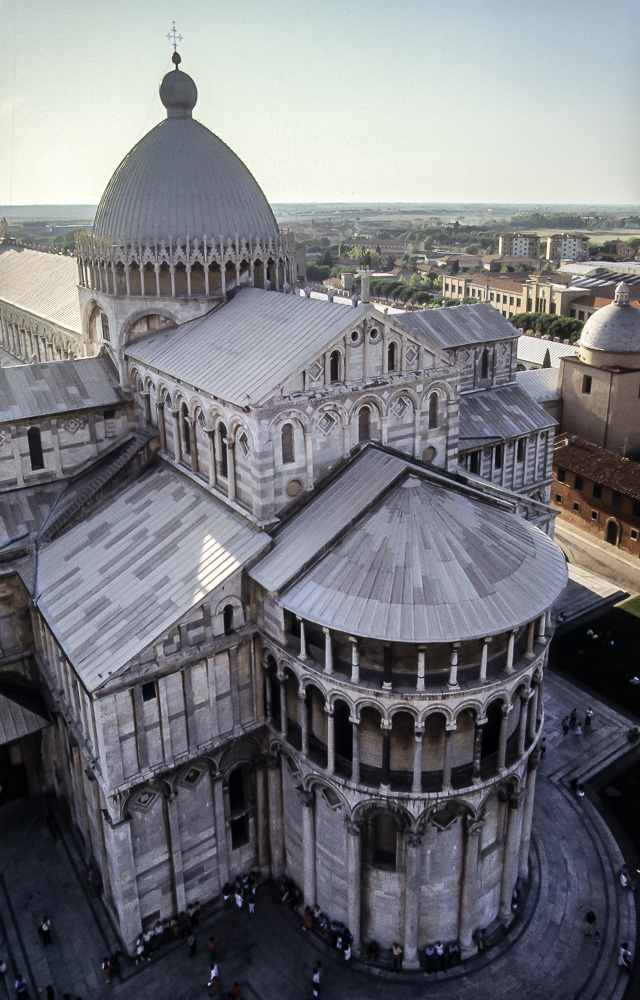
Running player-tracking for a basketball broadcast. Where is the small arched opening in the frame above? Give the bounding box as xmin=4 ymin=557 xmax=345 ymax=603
xmin=330 ymin=350 xmax=341 ymax=383
xmin=222 ymin=604 xmax=235 ymax=635
xmin=605 ymin=519 xmax=620 ymax=546
xmin=27 ymin=427 xmax=44 ymax=471
xmin=388 ymin=341 xmax=397 ymax=372
xmin=428 ymin=391 xmax=439 ymax=429
xmin=358 ymin=405 xmax=371 ymax=443
xmin=281 ymin=423 xmax=295 ymax=464
xmin=181 ymin=403 xmax=191 ymax=455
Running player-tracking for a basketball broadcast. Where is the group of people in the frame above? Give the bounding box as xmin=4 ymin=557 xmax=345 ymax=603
xmin=222 ymin=872 xmax=257 ymax=915
xmin=585 ymin=628 xmax=614 ymax=647
xmin=134 ymin=901 xmax=202 ymax=964
xmin=100 ymin=953 xmax=121 ymax=984
xmin=561 ymin=706 xmax=593 ymax=737
xmin=205 ymin=930 xmax=243 ymax=998
xmin=303 ymin=905 xmax=353 ymax=960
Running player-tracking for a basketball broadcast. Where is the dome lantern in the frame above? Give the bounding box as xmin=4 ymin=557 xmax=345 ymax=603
xmin=159 ymin=51 xmax=198 ymax=118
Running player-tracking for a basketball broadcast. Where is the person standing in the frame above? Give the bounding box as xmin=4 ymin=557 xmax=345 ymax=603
xmin=562 ymin=716 xmax=570 ymax=736
xmin=311 ymin=964 xmax=321 ymax=998
xmin=574 ymin=722 xmax=583 ymax=736
xmin=101 ymin=958 xmax=111 ymax=984
xmin=15 ymin=974 xmax=29 ymax=998
xmin=618 ymin=942 xmax=632 ymax=972
xmin=585 ymin=707 xmax=593 ymax=733
xmin=38 ymin=917 xmax=52 ymax=945
xmin=391 ymin=942 xmax=403 ymax=970
xmin=583 ymin=911 xmax=596 ymax=936
xmin=569 ymin=708 xmax=577 ymax=730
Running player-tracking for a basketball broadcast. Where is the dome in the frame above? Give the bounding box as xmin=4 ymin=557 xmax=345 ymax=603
xmin=266 ymin=473 xmax=567 ymax=643
xmin=93 ymin=53 xmax=279 ymax=244
xmin=578 ymin=282 xmax=640 ymax=354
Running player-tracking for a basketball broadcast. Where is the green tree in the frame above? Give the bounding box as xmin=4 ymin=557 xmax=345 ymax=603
xmin=542 ymin=348 xmax=552 ymax=368
xmin=448 ymin=259 xmax=460 ymax=274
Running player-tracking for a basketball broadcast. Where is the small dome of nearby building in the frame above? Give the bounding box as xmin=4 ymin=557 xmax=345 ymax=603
xmin=92 ymin=53 xmax=279 ymax=244
xmin=579 ymin=282 xmax=640 ymax=355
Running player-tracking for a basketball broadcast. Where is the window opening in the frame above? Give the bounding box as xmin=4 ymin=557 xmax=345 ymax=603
xmin=282 ymin=423 xmax=295 ymax=464
xmin=428 ymin=391 xmax=438 ymax=429
xmin=27 ymin=427 xmax=44 ymax=470
xmin=181 ymin=403 xmax=190 ymax=455
xmin=358 ymin=406 xmax=371 ymax=442
xmin=388 ymin=342 xmax=397 ymax=371
xmin=330 ymin=350 xmax=340 ymax=383
xmin=223 ymin=604 xmax=234 ymax=635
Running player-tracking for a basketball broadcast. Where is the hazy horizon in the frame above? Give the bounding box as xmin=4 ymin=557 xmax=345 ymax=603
xmin=1 ymin=0 xmax=639 ymax=207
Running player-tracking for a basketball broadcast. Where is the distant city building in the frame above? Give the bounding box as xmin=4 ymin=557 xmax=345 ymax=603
xmin=546 ymin=233 xmax=589 ymax=262
xmin=552 ymin=433 xmax=640 ymax=554
xmin=498 ymin=234 xmax=541 ymax=258
xmin=517 ymin=335 xmax=578 ymax=371
xmin=440 ymin=274 xmax=585 ymax=319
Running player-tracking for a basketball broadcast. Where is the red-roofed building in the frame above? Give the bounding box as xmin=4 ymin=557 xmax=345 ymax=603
xmin=552 ymin=433 xmax=640 ymax=554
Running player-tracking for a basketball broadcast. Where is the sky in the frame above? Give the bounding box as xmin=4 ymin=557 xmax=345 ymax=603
xmin=0 ymin=0 xmax=639 ymax=207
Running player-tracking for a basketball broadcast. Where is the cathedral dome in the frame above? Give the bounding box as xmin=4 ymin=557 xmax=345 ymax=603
xmin=92 ymin=53 xmax=279 ymax=244
xmin=578 ymin=282 xmax=640 ymax=355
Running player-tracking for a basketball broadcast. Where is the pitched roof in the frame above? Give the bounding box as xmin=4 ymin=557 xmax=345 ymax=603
xmin=0 ymin=691 xmax=50 ymax=747
xmin=0 ymin=356 xmax=124 ymax=423
xmin=554 ymin=434 xmax=640 ymax=501
xmin=125 ymin=286 xmax=371 ymax=406
xmin=458 ymin=383 xmax=555 ymax=449
xmin=516 ymin=367 xmax=560 ymax=402
xmin=394 ymin=302 xmax=517 ymax=350
xmin=517 ymin=335 xmax=578 ymax=367
xmin=36 ymin=465 xmax=270 ymax=691
xmin=251 ymin=448 xmax=566 ymax=643
xmin=0 ymin=246 xmax=81 ymax=333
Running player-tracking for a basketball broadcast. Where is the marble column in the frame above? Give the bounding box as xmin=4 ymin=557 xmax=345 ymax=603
xmin=255 ymin=762 xmax=271 ymax=877
xmin=442 ymin=726 xmax=454 ymax=790
xmin=505 ymin=630 xmax=516 ymax=674
xmin=518 ymin=755 xmax=540 ymax=881
xmin=346 ymin=822 xmax=362 ymax=955
xmin=517 ymin=696 xmax=528 ymax=756
xmin=499 ymin=790 xmax=524 ymax=923
xmin=300 ymin=689 xmax=309 ymax=755
xmin=267 ymin=756 xmax=285 ymax=877
xmin=226 ymin=437 xmax=236 ymax=502
xmin=448 ymin=642 xmax=460 ymax=688
xmin=171 ymin=409 xmax=181 ymax=462
xmin=459 ymin=816 xmax=485 ymax=954
xmin=212 ymin=774 xmax=230 ymax=890
xmin=381 ymin=721 xmax=391 ymax=789
xmin=326 ymin=708 xmax=335 ymax=774
xmin=382 ymin=644 xmax=392 ymax=691
xmin=537 ymin=613 xmax=547 ymax=644
xmin=301 ymin=791 xmax=317 ymax=906
xmin=349 ymin=637 xmax=359 ymax=684
xmin=416 ymin=646 xmax=426 ymax=692
xmin=479 ymin=637 xmax=491 ymax=682
xmin=498 ymin=704 xmax=511 ymax=772
xmin=278 ymin=674 xmax=288 ymax=738
xmin=472 ymin=719 xmax=485 ymax=784
xmin=166 ymin=793 xmax=186 ymax=913
xmin=403 ymin=833 xmax=422 ymax=968
xmin=526 ymin=689 xmax=538 ymax=742
xmin=323 ymin=627 xmax=333 ymax=675
xmin=524 ymin=620 xmax=535 ymax=659
xmin=412 ymin=729 xmax=423 ymax=794
xmin=297 ymin=617 xmax=308 ymax=661
xmin=188 ymin=418 xmax=198 ymax=474
xmin=351 ymin=717 xmax=361 ymax=784
xmin=205 ymin=428 xmax=217 ymax=488
xmin=535 ymin=678 xmax=544 ymax=728
xmin=142 ymin=391 xmax=151 ymax=425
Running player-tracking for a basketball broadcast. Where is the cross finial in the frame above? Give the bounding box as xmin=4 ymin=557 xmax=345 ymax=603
xmin=167 ymin=21 xmax=182 ymax=52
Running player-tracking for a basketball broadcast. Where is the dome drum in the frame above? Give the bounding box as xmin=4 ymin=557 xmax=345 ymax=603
xmin=76 ymin=230 xmax=295 ymax=299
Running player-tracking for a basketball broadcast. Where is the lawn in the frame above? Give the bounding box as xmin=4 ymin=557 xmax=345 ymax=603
xmin=550 ymin=596 xmax=640 ymax=719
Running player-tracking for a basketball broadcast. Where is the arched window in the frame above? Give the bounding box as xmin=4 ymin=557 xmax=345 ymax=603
xmin=428 ymin=391 xmax=439 ymax=429
xmin=367 ymin=814 xmax=398 ymax=870
xmin=181 ymin=402 xmax=190 ymax=455
xmin=330 ymin=350 xmax=341 ymax=383
xmin=388 ymin=342 xmax=397 ymax=371
xmin=223 ymin=604 xmax=234 ymax=635
xmin=480 ymin=348 xmax=490 ymax=380
xmin=358 ymin=405 xmax=371 ymax=442
xmin=27 ymin=427 xmax=44 ymax=470
xmin=219 ymin=423 xmax=228 ymax=478
xmin=281 ymin=423 xmax=295 ymax=464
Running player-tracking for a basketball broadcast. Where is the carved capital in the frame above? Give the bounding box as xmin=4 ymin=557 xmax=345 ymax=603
xmin=509 ymin=788 xmax=525 ymax=810
xmin=405 ymin=832 xmax=422 ymax=849
xmin=465 ymin=815 xmax=485 ymax=837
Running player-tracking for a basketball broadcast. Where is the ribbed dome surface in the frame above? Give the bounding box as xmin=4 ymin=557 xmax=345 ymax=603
xmin=93 ymin=116 xmax=279 ymax=243
xmin=579 ymin=298 xmax=640 ymax=354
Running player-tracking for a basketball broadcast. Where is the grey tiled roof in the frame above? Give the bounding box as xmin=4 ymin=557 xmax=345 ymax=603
xmin=394 ymin=302 xmax=517 ymax=350
xmin=126 ymin=287 xmax=370 ymax=406
xmin=36 ymin=465 xmax=270 ymax=691
xmin=458 ymin=384 xmax=555 ymax=449
xmin=517 ymin=335 xmax=578 ymax=366
xmin=0 ymin=692 xmax=50 ymax=747
xmin=0 ymin=357 xmax=123 ymax=423
xmin=0 ymin=483 xmax=64 ymax=546
xmin=251 ymin=449 xmax=566 ymax=643
xmin=0 ymin=246 xmax=81 ymax=333
xmin=93 ymin=117 xmax=279 ymax=242
xmin=516 ymin=368 xmax=560 ymax=403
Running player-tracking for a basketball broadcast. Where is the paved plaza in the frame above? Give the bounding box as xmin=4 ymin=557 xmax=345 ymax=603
xmin=0 ymin=670 xmax=637 ymax=1000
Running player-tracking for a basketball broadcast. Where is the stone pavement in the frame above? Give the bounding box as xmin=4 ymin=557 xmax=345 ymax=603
xmin=0 ymin=670 xmax=637 ymax=1000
